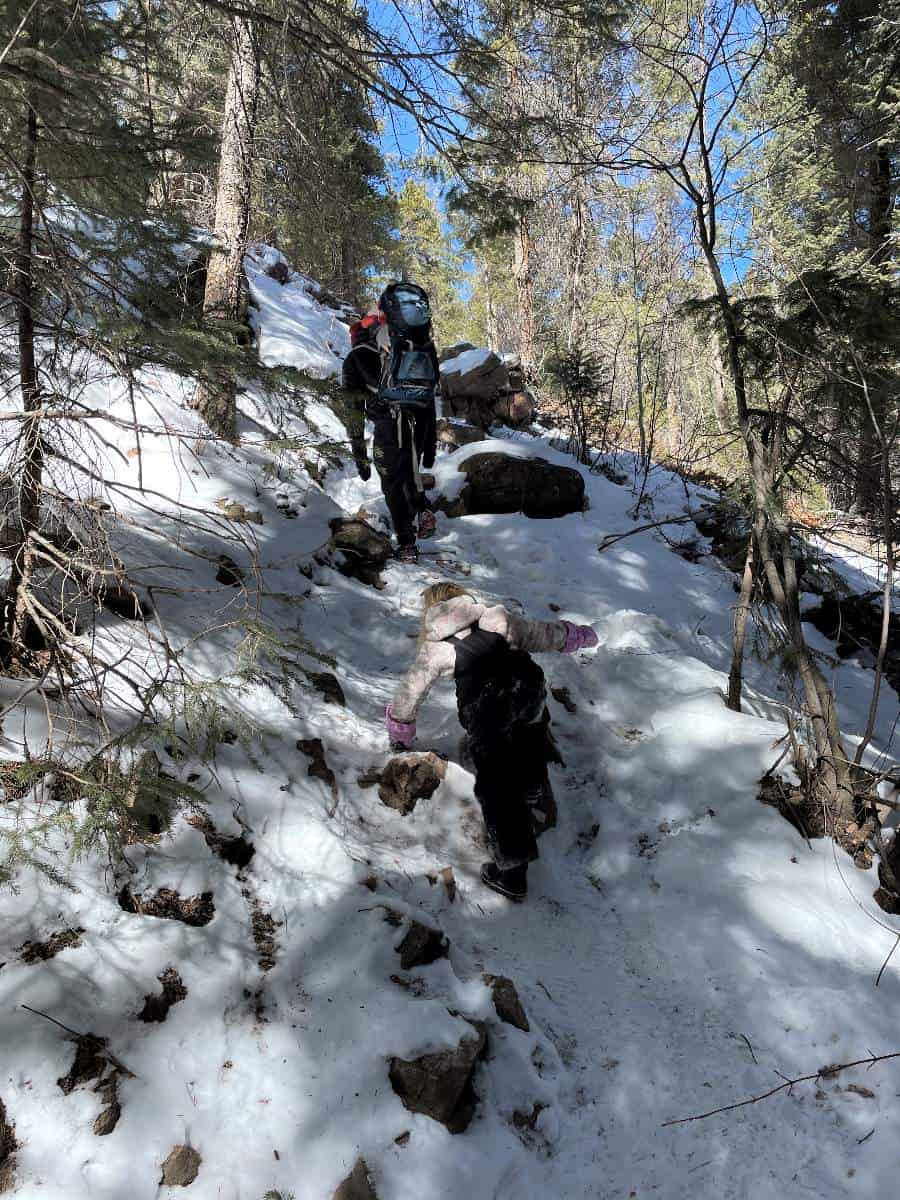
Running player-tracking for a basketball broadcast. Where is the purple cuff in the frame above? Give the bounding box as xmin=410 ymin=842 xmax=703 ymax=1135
xmin=562 ymin=621 xmax=599 ymax=653
xmin=386 ymin=704 xmax=416 ymax=749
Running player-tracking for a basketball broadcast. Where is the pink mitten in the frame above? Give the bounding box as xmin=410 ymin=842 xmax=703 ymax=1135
xmin=386 ymin=704 xmax=416 ymax=749
xmin=562 ymin=621 xmax=599 ymax=653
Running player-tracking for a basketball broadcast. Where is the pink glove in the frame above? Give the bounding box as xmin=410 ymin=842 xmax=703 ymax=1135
xmin=562 ymin=621 xmax=599 ymax=653
xmin=386 ymin=704 xmax=416 ymax=749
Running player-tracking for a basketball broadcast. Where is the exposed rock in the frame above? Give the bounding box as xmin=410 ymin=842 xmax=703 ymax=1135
xmin=484 ymin=974 xmax=530 ymax=1032
xmin=160 ymin=1144 xmax=202 ymax=1187
xmin=20 ymin=926 xmax=84 ymax=964
xmin=307 ymin=670 xmax=346 ymax=707
xmin=426 ymin=865 xmax=456 ymax=903
xmin=95 ymin=582 xmax=149 ymax=620
xmin=389 ymin=1019 xmax=487 ymax=1133
xmin=550 ymin=685 xmax=577 ymax=714
xmin=439 ymin=341 xmax=477 ymax=364
xmin=215 ymin=498 xmax=264 ymax=525
xmin=373 ymin=752 xmax=446 ymax=815
xmin=328 ymin=517 xmax=392 ymax=588
xmin=265 ymin=259 xmax=291 ymax=284
xmin=804 ymin=591 xmax=900 ymax=696
xmin=396 ymin=920 xmax=449 ymax=970
xmin=0 ymin=1098 xmax=17 ymax=1194
xmin=492 ymin=389 xmax=535 ymax=429
xmin=441 ymin=349 xmax=508 ymax=402
xmin=216 ymin=555 xmax=244 ymax=587
xmin=437 ymin=453 xmax=585 ymax=520
xmin=118 ymin=885 xmax=215 ymax=927
xmin=93 ymin=1089 xmax=122 ymax=1132
xmin=138 ymin=967 xmax=188 ymax=1023
xmin=332 ymin=1157 xmax=378 ymax=1200
xmin=437 ymin=418 xmax=486 ymax=452
xmin=297 ymin=738 xmax=339 ymax=815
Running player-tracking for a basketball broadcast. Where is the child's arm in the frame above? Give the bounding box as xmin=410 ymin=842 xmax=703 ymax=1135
xmin=481 ymin=606 xmax=598 ymax=654
xmin=390 ymin=642 xmax=455 ymax=724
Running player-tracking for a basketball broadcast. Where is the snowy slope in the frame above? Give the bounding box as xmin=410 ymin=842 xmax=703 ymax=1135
xmin=1 ymin=250 xmax=898 ymax=1200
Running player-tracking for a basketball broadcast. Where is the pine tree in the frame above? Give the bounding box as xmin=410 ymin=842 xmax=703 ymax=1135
xmin=0 ymin=0 xmax=209 ymax=659
xmin=190 ymin=15 xmax=261 ymax=443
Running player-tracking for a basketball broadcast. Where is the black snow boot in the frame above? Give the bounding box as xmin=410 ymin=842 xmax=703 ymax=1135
xmin=395 ymin=542 xmax=419 ymax=564
xmin=481 ymin=861 xmax=528 ymax=902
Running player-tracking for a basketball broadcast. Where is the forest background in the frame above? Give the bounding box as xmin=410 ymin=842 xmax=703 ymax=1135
xmin=0 ymin=0 xmax=897 ymax=859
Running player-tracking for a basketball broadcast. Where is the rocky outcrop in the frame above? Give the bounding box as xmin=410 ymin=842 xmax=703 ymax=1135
xmin=437 ymin=453 xmax=585 ymax=519
xmin=440 ymin=348 xmax=535 ymax=431
xmin=389 ymin=1019 xmax=487 ymax=1133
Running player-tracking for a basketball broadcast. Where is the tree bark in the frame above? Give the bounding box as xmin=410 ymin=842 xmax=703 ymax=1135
xmin=513 ymin=212 xmax=536 ymax=369
xmin=2 ymin=86 xmax=42 ymax=660
xmin=851 ymin=149 xmax=893 ymax=518
xmin=727 ymin=534 xmax=756 ymax=712
xmin=192 ymin=16 xmax=260 ymax=442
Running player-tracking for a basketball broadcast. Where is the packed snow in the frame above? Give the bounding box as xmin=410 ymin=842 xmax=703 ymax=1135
xmin=0 ymin=248 xmax=898 ymax=1200
xmin=439 ymin=348 xmax=496 ymax=376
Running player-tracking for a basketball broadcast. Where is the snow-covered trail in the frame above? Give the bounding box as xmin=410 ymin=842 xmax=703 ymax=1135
xmin=2 ymin=254 xmax=898 ymax=1200
xmin=300 ymin=436 xmax=900 ymax=1199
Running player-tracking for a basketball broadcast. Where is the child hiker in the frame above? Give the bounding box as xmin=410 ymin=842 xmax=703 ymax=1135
xmin=385 ymin=583 xmax=598 ymax=901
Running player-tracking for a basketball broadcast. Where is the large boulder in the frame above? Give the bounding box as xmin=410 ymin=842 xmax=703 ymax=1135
xmin=389 ymin=1019 xmax=487 ymax=1133
xmin=437 ymin=453 xmax=585 ymax=520
xmin=441 ymin=348 xmax=509 ymax=401
xmin=439 ymin=341 xmax=477 ymax=364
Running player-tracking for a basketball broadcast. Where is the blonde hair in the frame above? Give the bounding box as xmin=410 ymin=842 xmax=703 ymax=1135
xmin=419 ymin=581 xmax=471 ymax=644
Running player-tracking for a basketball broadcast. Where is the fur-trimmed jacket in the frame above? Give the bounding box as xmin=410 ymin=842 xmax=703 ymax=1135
xmin=391 ymin=594 xmax=570 ymax=723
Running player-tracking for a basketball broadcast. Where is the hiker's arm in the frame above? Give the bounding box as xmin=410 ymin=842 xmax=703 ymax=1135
xmin=335 ymin=379 xmax=369 ymax=478
xmin=421 ymin=346 xmax=440 ymax=469
xmin=391 ymin=642 xmax=454 ymax=723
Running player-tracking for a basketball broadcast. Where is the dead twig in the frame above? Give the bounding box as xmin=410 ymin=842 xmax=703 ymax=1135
xmin=598 ymin=514 xmax=691 ymax=554
xmin=661 ymin=1050 xmax=900 ymax=1127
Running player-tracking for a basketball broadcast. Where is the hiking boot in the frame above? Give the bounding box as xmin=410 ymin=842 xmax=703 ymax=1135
xmin=418 ymin=509 xmax=437 ymax=539
xmin=395 ymin=542 xmax=419 ymax=564
xmin=481 ymin=861 xmax=527 ymax=902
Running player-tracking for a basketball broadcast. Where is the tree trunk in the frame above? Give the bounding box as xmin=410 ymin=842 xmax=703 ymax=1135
xmin=192 ymin=17 xmax=260 ymax=442
xmin=697 ymin=216 xmax=855 ymax=825
xmin=727 ymin=533 xmax=756 ymax=712
xmin=852 ymin=149 xmax=893 ymax=519
xmin=568 ymin=176 xmax=588 ymax=351
xmin=2 ymin=88 xmax=41 ymax=661
xmin=513 ymin=212 xmax=536 ymax=369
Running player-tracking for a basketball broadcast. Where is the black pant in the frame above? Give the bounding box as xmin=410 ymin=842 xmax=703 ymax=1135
xmin=372 ymin=411 xmax=431 ymax=547
xmin=457 ymin=659 xmax=551 ymax=870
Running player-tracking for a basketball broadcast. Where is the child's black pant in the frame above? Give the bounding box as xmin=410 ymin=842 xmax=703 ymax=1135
xmin=459 ymin=673 xmax=552 ymax=871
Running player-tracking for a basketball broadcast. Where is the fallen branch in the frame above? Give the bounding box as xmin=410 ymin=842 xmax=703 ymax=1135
xmin=661 ymin=1050 xmax=900 ymax=1127
xmin=598 ymin=515 xmax=691 ymax=554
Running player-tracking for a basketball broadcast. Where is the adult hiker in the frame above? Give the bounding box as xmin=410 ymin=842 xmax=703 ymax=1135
xmin=385 ymin=582 xmax=599 ymax=901
xmin=341 ymin=282 xmax=439 ymax=562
